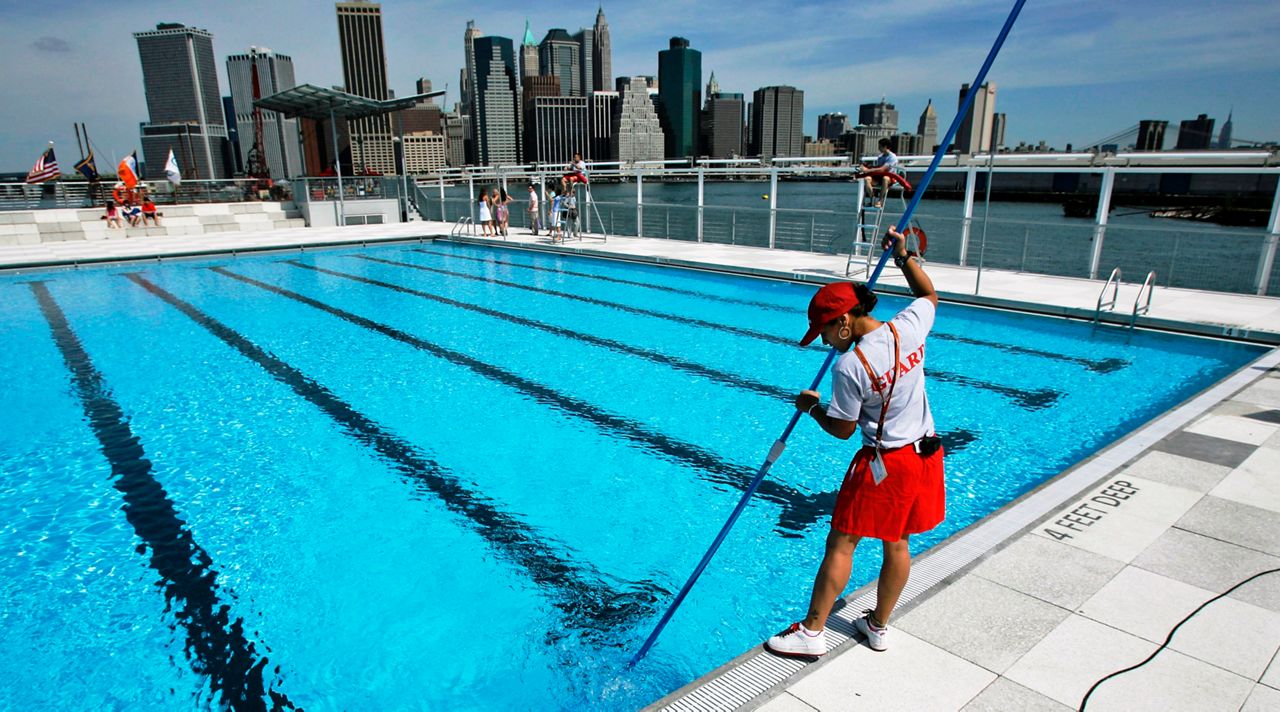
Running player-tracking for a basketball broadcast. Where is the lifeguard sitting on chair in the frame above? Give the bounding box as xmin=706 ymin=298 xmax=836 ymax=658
xmin=856 ymin=138 xmax=912 ymax=207
xmin=561 ymin=152 xmax=588 ymax=189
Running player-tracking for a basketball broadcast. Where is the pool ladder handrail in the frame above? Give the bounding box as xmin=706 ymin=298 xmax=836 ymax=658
xmin=450 ymin=216 xmax=473 ymax=237
xmin=1130 ymin=270 xmax=1156 ymax=327
xmin=1094 ymin=267 xmax=1121 ymax=323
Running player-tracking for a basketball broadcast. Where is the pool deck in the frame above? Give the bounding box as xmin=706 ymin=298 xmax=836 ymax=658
xmin=3 ymin=222 xmax=1280 ymax=711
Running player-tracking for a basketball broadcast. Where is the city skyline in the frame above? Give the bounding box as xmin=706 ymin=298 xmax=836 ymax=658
xmin=1 ymin=0 xmax=1278 ymax=172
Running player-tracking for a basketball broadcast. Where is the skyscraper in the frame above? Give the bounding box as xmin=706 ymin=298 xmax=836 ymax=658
xmin=1135 ymin=120 xmax=1167 ymax=151
xmin=520 ymin=20 xmax=539 ymax=78
xmin=589 ymin=90 xmax=618 ymax=161
xmin=533 ymin=96 xmax=589 ymax=163
xmin=817 ymin=112 xmax=851 ymax=141
xmin=1176 ymin=114 xmax=1215 ymax=149
xmin=991 ymin=112 xmax=1007 ymax=151
xmin=592 ymin=7 xmax=612 ymax=93
xmin=613 ymin=77 xmax=664 ymax=163
xmin=858 ymin=99 xmax=898 ymax=131
xmin=701 ymin=72 xmax=743 ymax=158
xmin=521 ymin=75 xmax=560 ymax=162
xmin=540 ymin=29 xmax=581 ymax=96
xmin=473 ymin=35 xmax=520 ymax=165
xmin=336 ymin=1 xmax=394 ymax=173
xmin=955 ymin=82 xmax=996 ymax=154
xmin=415 ymin=78 xmax=434 ymax=101
xmin=916 ymin=100 xmax=938 ymax=153
xmin=134 ymin=22 xmax=231 ymax=180
xmin=1216 ymin=110 xmax=1234 ymax=149
xmin=750 ymin=85 xmax=803 ymax=159
xmin=658 ymin=37 xmax=701 ymax=158
xmin=574 ymin=27 xmax=594 ymax=102
xmin=227 ymin=48 xmax=303 ymax=180
xmin=462 ymin=20 xmax=483 ymax=164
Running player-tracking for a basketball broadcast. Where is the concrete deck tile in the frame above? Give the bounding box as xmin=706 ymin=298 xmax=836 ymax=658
xmin=959 ymin=678 xmax=1071 ymax=712
xmin=896 ymin=576 xmax=1070 ymax=673
xmin=1184 ymin=413 xmax=1279 ymax=445
xmin=1210 ymin=448 xmax=1280 ymax=514
xmin=1132 ymin=528 xmax=1280 ymax=613
xmin=1176 ymin=495 xmax=1280 ymax=557
xmin=1262 ymin=650 xmax=1280 ymax=687
xmin=754 ymin=692 xmax=819 ymax=712
xmin=1242 ymin=684 xmax=1280 ymax=712
xmin=970 ymin=535 xmax=1125 ymax=610
xmin=784 ymin=630 xmax=994 ymax=712
xmin=1033 ymin=507 xmax=1168 ymax=563
xmin=1235 ymin=378 xmax=1280 ymax=410
xmin=1003 ymin=614 xmax=1156 ymax=707
xmin=1151 ymin=430 xmax=1258 ymax=468
xmin=1079 ymin=566 xmax=1280 ymax=679
xmin=1244 ymin=408 xmax=1280 ymax=425
xmin=1117 ymin=451 xmax=1231 ymax=494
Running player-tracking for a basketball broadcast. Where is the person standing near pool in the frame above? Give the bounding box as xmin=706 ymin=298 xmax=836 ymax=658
xmin=765 ymin=226 xmax=944 ymax=658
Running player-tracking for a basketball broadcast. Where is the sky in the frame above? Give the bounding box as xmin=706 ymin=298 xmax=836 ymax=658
xmin=2 ymin=0 xmax=1278 ymax=172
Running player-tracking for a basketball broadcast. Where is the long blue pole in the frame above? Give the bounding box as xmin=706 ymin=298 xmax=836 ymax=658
xmin=628 ymin=0 xmax=1028 ymax=669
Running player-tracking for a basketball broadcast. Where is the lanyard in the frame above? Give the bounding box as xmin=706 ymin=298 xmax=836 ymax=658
xmin=853 ymin=322 xmax=900 ymax=451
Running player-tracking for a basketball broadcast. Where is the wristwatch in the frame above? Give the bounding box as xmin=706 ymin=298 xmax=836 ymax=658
xmin=894 ymin=253 xmax=913 ymax=268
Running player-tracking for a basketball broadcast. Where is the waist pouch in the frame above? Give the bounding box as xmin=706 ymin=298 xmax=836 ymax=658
xmin=915 ymin=434 xmax=942 ymax=457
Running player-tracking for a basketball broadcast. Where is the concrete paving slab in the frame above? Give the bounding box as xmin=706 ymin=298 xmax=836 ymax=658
xmin=1242 ymin=684 xmax=1280 ymax=712
xmin=1003 ymin=614 xmax=1156 ymax=708
xmin=970 ymin=535 xmax=1125 ymax=610
xmin=1262 ymin=650 xmax=1280 ymax=688
xmin=1235 ymin=378 xmax=1280 ymax=410
xmin=1117 ymin=451 xmax=1231 ymax=494
xmin=1034 ymin=508 xmax=1169 ymax=563
xmin=896 ymin=576 xmax=1070 ymax=674
xmin=1080 ymin=566 xmax=1280 ymax=679
xmin=1176 ymin=495 xmax=1280 ymax=557
xmin=1184 ymin=413 xmax=1279 ymax=445
xmin=959 ymin=678 xmax=1071 ymax=712
xmin=1151 ymin=430 xmax=1258 ymax=468
xmin=754 ymin=693 xmax=819 ymax=712
xmin=1132 ymin=528 xmax=1280 ymax=613
xmin=1210 ymin=448 xmax=1280 ymax=514
xmin=784 ymin=631 xmax=994 ymax=712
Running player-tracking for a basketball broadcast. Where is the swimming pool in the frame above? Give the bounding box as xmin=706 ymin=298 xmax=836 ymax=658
xmin=0 ymin=240 xmax=1264 ymax=710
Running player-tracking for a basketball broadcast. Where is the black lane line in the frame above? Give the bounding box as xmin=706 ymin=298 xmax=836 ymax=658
xmin=929 ymin=370 xmax=1060 ymax=409
xmin=413 ymin=247 xmax=796 ymax=313
xmin=287 ymin=262 xmax=984 ymax=452
xmin=283 ymin=259 xmax=789 ymax=401
xmin=416 ymin=248 xmax=1128 ymax=373
xmin=355 ymin=254 xmax=801 ymax=347
xmin=205 ymin=266 xmax=833 ymax=533
xmin=30 ymin=281 xmax=295 ymax=712
xmin=337 ymin=256 xmax=1063 ymax=411
xmin=124 ymin=273 xmax=664 ymax=642
xmin=932 ymin=333 xmax=1128 ymax=373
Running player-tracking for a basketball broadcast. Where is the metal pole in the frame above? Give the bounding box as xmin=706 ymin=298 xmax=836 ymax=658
xmin=397 ymin=111 xmax=408 ymax=222
xmin=975 ymin=152 xmax=995 ymax=294
xmin=468 ymin=175 xmax=475 ymax=225
xmin=330 ymin=108 xmax=345 ymax=226
xmin=1089 ymin=167 xmax=1116 ymax=280
xmin=438 ymin=173 xmax=446 ymax=221
xmin=697 ymin=166 xmax=705 ymax=242
xmin=1020 ymin=226 xmax=1030 ymax=271
xmin=768 ymin=168 xmax=778 ymax=249
xmin=1254 ymin=179 xmax=1280 ymax=295
xmin=959 ymin=165 xmax=977 ymax=265
xmin=636 ymin=168 xmax=644 ymax=238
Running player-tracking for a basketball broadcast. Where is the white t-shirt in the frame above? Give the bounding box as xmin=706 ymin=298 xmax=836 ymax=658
xmin=528 ymin=191 xmax=539 ymax=210
xmin=826 ymin=297 xmax=936 ymax=448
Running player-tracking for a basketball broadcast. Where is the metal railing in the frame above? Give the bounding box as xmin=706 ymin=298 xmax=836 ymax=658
xmin=1 ymin=179 xmax=295 ymax=210
xmin=1095 ymin=267 xmax=1122 ymax=323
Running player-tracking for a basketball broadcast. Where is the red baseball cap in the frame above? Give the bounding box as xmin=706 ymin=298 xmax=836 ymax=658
xmin=800 ymin=282 xmax=861 ymax=346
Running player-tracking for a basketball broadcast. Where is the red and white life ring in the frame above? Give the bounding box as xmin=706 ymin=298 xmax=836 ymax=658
xmin=904 ymin=226 xmax=928 ymax=256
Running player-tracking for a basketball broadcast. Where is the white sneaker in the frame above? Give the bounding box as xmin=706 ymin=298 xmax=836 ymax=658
xmin=765 ymin=622 xmax=827 ymax=658
xmin=854 ymin=611 xmax=888 ymax=651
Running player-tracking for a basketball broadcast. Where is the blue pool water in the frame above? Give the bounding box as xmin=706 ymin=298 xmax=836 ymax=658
xmin=0 ymin=241 xmax=1264 ymax=710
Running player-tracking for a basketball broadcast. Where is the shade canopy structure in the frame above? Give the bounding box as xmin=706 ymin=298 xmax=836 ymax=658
xmin=254 ymin=84 xmax=446 ymax=224
xmin=254 ymin=84 xmax=446 ymax=121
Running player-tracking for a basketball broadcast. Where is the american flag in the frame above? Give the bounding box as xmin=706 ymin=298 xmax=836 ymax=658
xmin=26 ymin=146 xmax=60 ymax=184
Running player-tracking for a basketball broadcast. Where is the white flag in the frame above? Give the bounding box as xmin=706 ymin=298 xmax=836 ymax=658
xmin=165 ymin=149 xmax=181 ymax=185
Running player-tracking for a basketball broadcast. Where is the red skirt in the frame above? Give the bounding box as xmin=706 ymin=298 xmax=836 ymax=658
xmin=832 ymin=444 xmax=945 ymax=541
